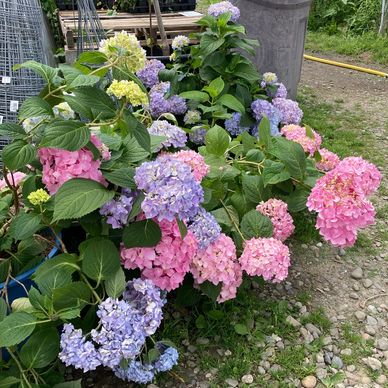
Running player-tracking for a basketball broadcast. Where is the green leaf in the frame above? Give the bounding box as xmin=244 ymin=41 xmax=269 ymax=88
xmin=199 ymin=35 xmax=225 ymax=57
xmin=41 ymin=120 xmax=90 ymax=151
xmin=122 ymin=136 xmax=149 ymax=163
xmin=68 ymin=74 xmax=100 ymax=89
xmin=52 ymin=282 xmax=91 ymax=311
xmin=205 ymin=126 xmax=230 ymax=156
xmin=285 ymin=189 xmax=309 ymax=212
xmin=147 ymin=348 xmax=161 ymax=363
xmin=20 ymin=328 xmax=59 ymax=369
xmin=2 ymin=140 xmax=35 ymax=171
xmin=203 ymin=77 xmax=224 ymax=98
xmin=246 ymin=149 xmax=265 ymax=162
xmin=262 ymin=160 xmax=291 ymax=187
xmin=179 ymin=91 xmax=209 ymax=102
xmin=233 ymin=63 xmax=260 ymax=82
xmin=53 ymin=178 xmax=115 ymax=221
xmin=80 ymin=237 xmax=121 ymax=282
xmin=0 ymin=312 xmax=36 ymax=347
xmin=0 ymin=123 xmax=26 ymax=139
xmin=176 ymin=218 xmax=188 ymax=239
xmin=234 ymin=323 xmax=249 ymax=335
xmin=18 ymin=96 xmax=53 ymax=121
xmin=211 ymin=206 xmax=239 ymax=230
xmin=122 ymin=220 xmax=162 ymax=248
xmin=200 ymin=281 xmax=222 ymax=302
xmin=258 ymin=116 xmax=271 ymax=147
xmin=0 ymin=298 xmax=7 ymax=322
xmin=195 ymin=314 xmax=207 ymax=329
xmin=102 ymin=167 xmax=136 ymax=189
xmin=11 ymin=298 xmax=34 ymax=313
xmin=240 ymin=209 xmax=273 ymax=239
xmin=8 ymin=212 xmax=41 ymax=240
xmin=77 ymin=51 xmax=108 ymax=64
xmin=242 ymin=175 xmax=270 ymax=204
xmin=123 ymin=112 xmax=150 ymax=152
xmin=14 ymin=61 xmax=60 ymax=86
xmin=53 ymin=380 xmax=82 ymax=388
xmin=105 ymin=268 xmax=126 ymax=298
xmin=270 ymin=137 xmax=306 ymax=180
xmin=127 ymin=193 xmax=144 ymax=221
xmin=0 ymin=377 xmax=21 ymax=387
xmin=33 ymin=254 xmax=80 ymax=282
xmin=218 ymin=94 xmax=245 ymax=114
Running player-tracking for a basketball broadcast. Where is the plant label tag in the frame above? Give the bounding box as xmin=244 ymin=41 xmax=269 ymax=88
xmin=180 ymin=11 xmax=202 ymax=17
xmin=1 ymin=76 xmax=11 ymax=84
xmin=10 ymin=100 xmax=19 ymax=112
xmin=0 ymin=116 xmax=3 ymax=124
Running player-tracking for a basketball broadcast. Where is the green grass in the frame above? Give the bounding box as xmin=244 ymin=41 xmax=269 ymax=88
xmin=305 ymin=31 xmax=388 ymax=66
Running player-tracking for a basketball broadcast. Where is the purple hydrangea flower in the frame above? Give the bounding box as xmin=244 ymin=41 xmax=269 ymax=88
xmin=154 ymin=343 xmax=179 ymax=372
xmin=208 ymin=1 xmax=240 ymax=22
xmin=251 ymin=99 xmax=280 ymax=123
xmin=114 ymin=360 xmax=155 ymax=384
xmin=188 ymin=208 xmax=221 ymax=249
xmin=189 ymin=127 xmax=207 ymax=145
xmin=148 ymin=120 xmax=187 ymax=150
xmin=274 ymin=83 xmax=288 ymax=98
xmin=136 ymin=59 xmax=165 ymax=88
xmin=251 ymin=119 xmax=280 ymax=138
xmin=224 ymin=112 xmax=250 ymax=136
xmin=123 ymin=278 xmax=166 ymax=336
xmin=134 ymin=155 xmax=204 ymax=222
xmin=149 ymin=82 xmax=187 ymax=118
xmin=59 ymin=324 xmax=101 ymax=372
xmin=100 ymin=189 xmax=135 ymax=229
xmin=272 ymin=97 xmax=303 ymax=125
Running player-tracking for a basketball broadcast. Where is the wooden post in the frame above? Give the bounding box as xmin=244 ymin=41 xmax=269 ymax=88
xmin=379 ymin=0 xmax=388 ymax=35
xmin=152 ymin=0 xmax=170 ymax=56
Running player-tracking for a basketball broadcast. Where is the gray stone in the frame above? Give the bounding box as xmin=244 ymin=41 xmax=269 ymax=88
xmin=196 ymin=338 xmax=210 ymax=345
xmin=258 ymin=366 xmax=266 ymax=375
xmin=269 ymin=364 xmax=282 ymax=373
xmin=188 ymin=345 xmax=197 ymax=353
xmin=286 ymin=315 xmax=301 ymax=328
xmin=225 ymin=378 xmax=239 ymax=387
xmin=355 ymin=311 xmax=366 ymax=321
xmin=331 ymin=356 xmax=344 ymax=369
xmin=224 ymin=349 xmax=232 ymax=356
xmin=301 ymin=375 xmax=317 ymax=388
xmin=377 ymin=375 xmax=387 ymax=384
xmin=351 ymin=267 xmax=363 ymax=279
xmin=347 ymin=365 xmax=356 ymax=372
xmin=316 ymin=353 xmax=324 ymax=364
xmin=365 ymin=325 xmax=376 ymax=336
xmin=339 ymin=248 xmax=346 ymax=256
xmin=353 ymin=283 xmax=361 ymax=291
xmin=349 ymin=293 xmax=359 ymax=300
xmin=376 ymin=337 xmax=388 ymax=351
xmin=316 ymin=368 xmax=327 ymax=380
xmin=340 ymin=348 xmax=352 ymax=356
xmin=363 ymin=279 xmax=373 ymax=288
xmin=363 ymin=357 xmax=382 ymax=371
xmin=305 ymin=323 xmax=321 ymax=336
xmin=241 ymin=374 xmax=254 ymax=384
xmin=300 ymin=327 xmax=314 ymax=344
xmin=322 ymin=336 xmax=332 ymax=346
xmin=366 ymin=315 xmax=378 ymax=326
xmin=324 ymin=351 xmax=333 ymax=365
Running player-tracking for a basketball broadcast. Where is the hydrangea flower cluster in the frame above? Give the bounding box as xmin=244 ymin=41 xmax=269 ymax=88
xmin=250 ymin=99 xmax=281 ymax=136
xmin=38 ymin=135 xmax=108 ymax=194
xmin=147 ymin=120 xmax=187 ymax=151
xmin=53 ymin=102 xmax=75 ymax=120
xmin=121 ymin=219 xmax=198 ymax=290
xmin=256 ymin=199 xmax=295 ymax=241
xmin=280 ymin=124 xmax=322 ymax=155
xmin=165 ymin=150 xmax=209 ymax=181
xmin=149 ymin=82 xmax=187 ymax=118
xmin=0 ymin=171 xmax=26 ymax=191
xmin=189 ymin=127 xmax=207 ymax=144
xmin=22 ymin=116 xmax=45 ymax=132
xmin=136 ymin=59 xmax=165 ymax=88
xmin=260 ymin=72 xmax=278 ymax=87
xmin=134 ymin=155 xmax=203 ymax=222
xmin=307 ymin=157 xmax=381 ymax=247
xmin=316 ymin=148 xmax=340 ymax=172
xmin=27 ymin=189 xmax=50 ymax=206
xmin=100 ymin=189 xmax=135 ymax=229
xmin=171 ymin=35 xmax=190 ymax=50
xmin=272 ymin=98 xmax=303 ymax=125
xmin=274 ymin=83 xmax=288 ymax=98
xmin=225 ymin=112 xmax=250 ymax=136
xmin=187 ymin=207 xmax=221 ymax=249
xmin=99 ymin=30 xmax=146 ymax=72
xmin=184 ymin=110 xmax=201 ymax=125
xmin=208 ymin=1 xmax=240 ymax=22
xmin=107 ymin=80 xmax=148 ymax=106
xmin=240 ymin=237 xmax=291 ymax=282
xmin=191 ymin=234 xmax=242 ymax=303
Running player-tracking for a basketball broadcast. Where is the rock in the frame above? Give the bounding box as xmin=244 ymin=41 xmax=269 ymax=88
xmin=196 ymin=338 xmax=209 ymax=345
xmin=188 ymin=345 xmax=197 ymax=353
xmin=241 ymin=374 xmax=254 ymax=384
xmin=224 ymin=350 xmax=232 ymax=356
xmin=300 ymin=327 xmax=314 ymax=344
xmin=147 ymin=385 xmax=159 ymax=388
xmin=324 ymin=351 xmax=333 ymax=365
xmin=340 ymin=348 xmax=352 ymax=356
xmin=363 ymin=279 xmax=373 ymax=288
xmin=376 ymin=337 xmax=388 ymax=351
xmin=316 ymin=368 xmax=327 ymax=380
xmin=363 ymin=357 xmax=382 ymax=371
xmin=377 ymin=374 xmax=387 ymax=384
xmin=354 ymin=311 xmax=366 ymax=321
xmin=351 ymin=267 xmax=363 ymax=279
xmin=225 ymin=378 xmax=239 ymax=387
xmin=365 ymin=325 xmax=376 ymax=336
xmin=352 ymin=283 xmax=360 ymax=291
xmin=286 ymin=315 xmax=301 ymax=328
xmin=316 ymin=353 xmax=324 ymax=364
xmin=366 ymin=315 xmax=378 ymax=326
xmin=258 ymin=366 xmax=266 ymax=375
xmin=349 ymin=292 xmax=359 ymax=300
xmin=339 ymin=248 xmax=346 ymax=256
xmin=347 ymin=365 xmax=356 ymax=372
xmin=322 ymin=336 xmax=332 ymax=346
xmin=269 ymin=364 xmax=282 ymax=373
xmin=301 ymin=375 xmax=317 ymax=388
xmin=331 ymin=356 xmax=344 ymax=369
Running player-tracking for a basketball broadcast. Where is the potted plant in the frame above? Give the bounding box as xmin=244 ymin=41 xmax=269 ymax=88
xmin=0 ymin=2 xmax=381 ymax=386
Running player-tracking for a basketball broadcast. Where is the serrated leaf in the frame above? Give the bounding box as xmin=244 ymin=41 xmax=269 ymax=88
xmin=200 ymin=281 xmax=221 ymax=302
xmin=127 ymin=193 xmax=144 ymax=221
xmin=2 ymin=140 xmax=36 ymax=171
xmin=123 ymin=112 xmax=150 ymax=152
xmin=41 ymin=120 xmax=90 ymax=151
xmin=0 ymin=123 xmax=26 ymax=139
xmin=262 ymin=160 xmax=291 ymax=187
xmin=8 ymin=212 xmax=41 ymax=240
xmin=68 ymin=74 xmax=100 ymax=89
xmin=234 ymin=323 xmax=249 ymax=335
xmin=258 ymin=116 xmax=271 ymax=147
xmin=14 ymin=61 xmax=60 ymax=86
xmin=53 ymin=179 xmax=115 ymax=221
xmin=33 ymin=254 xmax=80 ymax=282
xmin=77 ymin=51 xmax=108 ymax=64
xmin=18 ymin=96 xmax=53 ymax=121
xmin=122 ymin=219 xmax=162 ymax=248
xmin=0 ymin=312 xmax=36 ymax=347
xmin=240 ymin=209 xmax=273 ymax=239
xmin=102 ymin=167 xmax=136 ymax=188
xmin=179 ymin=91 xmax=209 ymax=102
xmin=205 ymin=125 xmax=230 ymax=156
xmin=242 ymin=175 xmax=270 ymax=204
xmin=285 ymin=189 xmax=309 ymax=212
xmin=0 ymin=377 xmax=21 ymax=387
xmin=105 ymin=268 xmax=126 ymax=298
xmin=52 ymin=282 xmax=91 ymax=311
xmin=218 ymin=94 xmax=245 ymax=114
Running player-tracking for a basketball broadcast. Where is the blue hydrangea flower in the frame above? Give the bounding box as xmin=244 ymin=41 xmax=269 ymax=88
xmin=225 ymin=112 xmax=250 ymax=136
xmin=149 ymin=82 xmax=187 ymax=118
xmin=147 ymin=120 xmax=187 ymax=150
xmin=136 ymin=59 xmax=165 ymax=88
xmin=251 ymin=99 xmax=280 ymax=122
xmin=272 ymin=97 xmax=303 ymax=125
xmin=188 ymin=208 xmax=221 ymax=249
xmin=153 ymin=343 xmax=179 ymax=372
xmin=114 ymin=360 xmax=155 ymax=384
xmin=208 ymin=1 xmax=240 ymax=22
xmin=189 ymin=127 xmax=207 ymax=145
xmin=135 ymin=155 xmax=204 ymax=222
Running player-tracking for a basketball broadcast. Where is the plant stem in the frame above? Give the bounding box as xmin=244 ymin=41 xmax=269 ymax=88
xmin=220 ymin=199 xmax=246 ymax=242
xmin=2 ymin=167 xmax=20 ymax=214
xmin=7 ymin=348 xmax=32 ymax=388
xmin=81 ymin=274 xmax=102 ymax=303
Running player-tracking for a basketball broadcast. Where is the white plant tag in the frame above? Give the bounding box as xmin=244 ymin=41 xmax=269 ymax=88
xmin=1 ymin=76 xmax=11 ymax=84
xmin=10 ymin=100 xmax=19 ymax=112
xmin=0 ymin=116 xmax=3 ymax=124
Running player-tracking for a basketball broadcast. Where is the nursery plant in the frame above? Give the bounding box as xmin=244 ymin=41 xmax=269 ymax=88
xmin=0 ymin=1 xmax=381 ymax=386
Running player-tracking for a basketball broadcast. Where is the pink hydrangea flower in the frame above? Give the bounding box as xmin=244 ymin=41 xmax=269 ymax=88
xmin=307 ymin=157 xmax=380 ymax=247
xmin=190 ymin=234 xmax=242 ymax=303
xmin=163 ymin=150 xmax=209 ymax=182
xmin=240 ymin=237 xmax=291 ymax=283
xmin=316 ymin=148 xmax=340 ymax=172
xmin=0 ymin=172 xmax=26 ymax=191
xmin=256 ymin=199 xmax=295 ymax=241
xmin=38 ymin=135 xmax=108 ymax=194
xmin=120 ymin=219 xmax=198 ymax=291
xmin=90 ymin=134 xmax=111 ymax=161
xmin=280 ymin=124 xmax=322 ymax=156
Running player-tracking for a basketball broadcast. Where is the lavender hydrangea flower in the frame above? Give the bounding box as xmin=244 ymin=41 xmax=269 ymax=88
xmin=274 ymin=83 xmax=287 ymax=98
xmin=188 ymin=208 xmax=222 ymax=249
xmin=100 ymin=189 xmax=135 ymax=229
xmin=59 ymin=324 xmax=101 ymax=372
xmin=208 ymin=1 xmax=240 ymax=22
xmin=251 ymin=99 xmax=281 ymax=123
xmin=149 ymin=82 xmax=187 ymax=118
xmin=135 ymin=155 xmax=204 ymax=222
xmin=123 ymin=278 xmax=166 ymax=335
xmin=225 ymin=112 xmax=250 ymax=136
xmin=272 ymin=97 xmax=303 ymax=125
xmin=114 ymin=360 xmax=155 ymax=384
xmin=136 ymin=59 xmax=165 ymax=88
xmin=148 ymin=120 xmax=187 ymax=150
xmin=251 ymin=119 xmax=280 ymax=138
xmin=184 ymin=110 xmax=201 ymax=125
xmin=189 ymin=127 xmax=207 ymax=145
xmin=154 ymin=343 xmax=179 ymax=372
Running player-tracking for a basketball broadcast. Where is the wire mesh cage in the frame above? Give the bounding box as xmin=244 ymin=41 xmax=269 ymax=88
xmin=0 ymin=0 xmax=51 ymax=168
